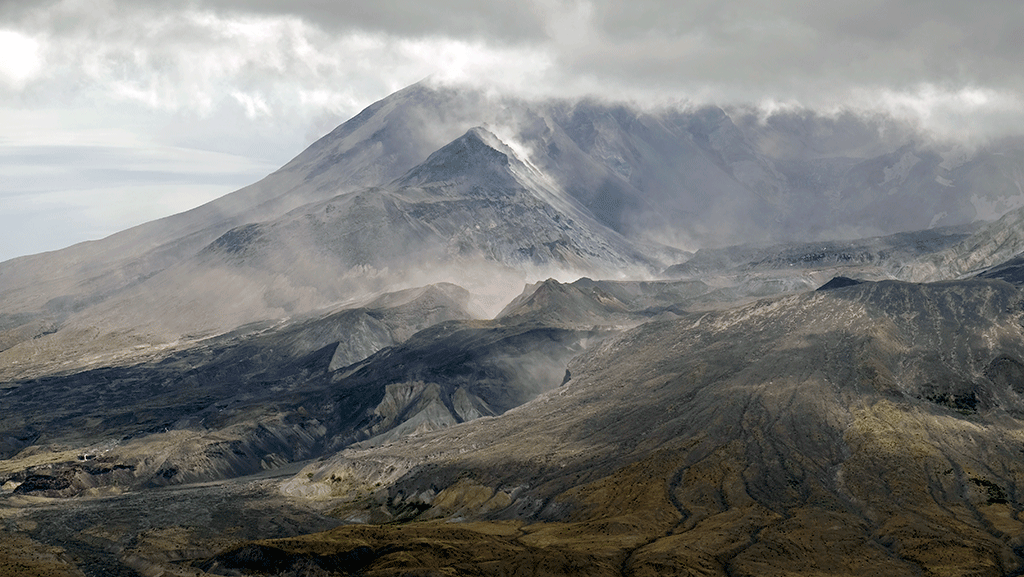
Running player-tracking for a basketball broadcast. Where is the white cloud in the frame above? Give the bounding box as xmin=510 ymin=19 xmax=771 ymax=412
xmin=4 ymin=5 xmax=552 ymax=125
xmin=0 ymin=29 xmax=43 ymax=87
xmin=847 ymin=84 xmax=1024 ymax=144
xmin=6 ymin=1 xmax=1022 ymax=140
xmin=230 ymin=90 xmax=272 ymax=118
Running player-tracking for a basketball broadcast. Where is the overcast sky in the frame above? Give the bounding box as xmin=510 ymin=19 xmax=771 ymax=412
xmin=1 ymin=0 xmax=1022 ymax=261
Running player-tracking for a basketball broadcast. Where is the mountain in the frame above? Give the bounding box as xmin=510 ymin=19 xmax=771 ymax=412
xmin=0 ymin=124 xmax=665 ymax=382
xmin=5 ymin=81 xmax=1024 ymax=576
xmin=3 ymin=82 xmax=1024 ymax=380
xmin=91 ymin=125 xmax=657 ymax=331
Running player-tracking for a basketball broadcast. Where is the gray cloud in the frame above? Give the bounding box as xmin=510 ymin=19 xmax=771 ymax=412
xmin=200 ymin=0 xmax=550 ymax=42
xmin=5 ymin=0 xmax=1023 ymax=117
xmin=183 ymin=0 xmax=1024 ymax=99
xmin=552 ymin=1 xmax=1024 ymax=102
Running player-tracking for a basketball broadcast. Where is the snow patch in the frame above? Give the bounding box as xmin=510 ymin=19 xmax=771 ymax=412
xmin=883 ymin=151 xmax=920 ymax=185
xmin=939 ymin=146 xmax=970 ymax=171
xmin=971 ymin=193 xmax=1024 ymax=221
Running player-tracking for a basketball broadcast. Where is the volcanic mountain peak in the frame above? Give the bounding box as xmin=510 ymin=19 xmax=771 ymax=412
xmin=496 ymin=278 xmax=632 ymax=326
xmin=394 ymin=126 xmax=521 ymax=191
xmin=361 ymin=281 xmax=471 ymax=311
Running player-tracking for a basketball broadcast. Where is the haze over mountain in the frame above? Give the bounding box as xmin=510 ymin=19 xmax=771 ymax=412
xmin=4 ymin=81 xmax=1024 ymax=576
xmin=3 ymin=82 xmax=1024 ymax=362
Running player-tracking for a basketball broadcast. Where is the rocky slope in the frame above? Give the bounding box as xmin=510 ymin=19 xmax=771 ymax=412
xmin=0 ymin=283 xmax=476 ymax=489
xmin=274 ymin=278 xmax=1024 ymax=576
xmin=7 ymin=273 xmax=1024 ymax=575
xmin=905 ymin=204 xmax=1024 ymax=282
xmin=657 ymin=224 xmax=983 ymax=306
xmin=1 ymin=278 xmax=665 ymax=499
xmin=495 ymin=277 xmax=714 ymax=326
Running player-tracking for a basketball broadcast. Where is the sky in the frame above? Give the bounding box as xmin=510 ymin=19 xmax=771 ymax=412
xmin=1 ymin=0 xmax=1022 ymax=262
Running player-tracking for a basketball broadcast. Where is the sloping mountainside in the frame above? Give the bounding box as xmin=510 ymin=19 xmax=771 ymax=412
xmin=0 ymin=278 xmax=675 ymax=575
xmin=979 ymin=254 xmax=1024 ymax=285
xmin=0 ymin=284 xmax=475 ymax=483
xmin=259 ymin=278 xmax=1024 ymax=576
xmin=0 ymin=125 xmax=668 ymax=378
xmin=6 ymin=276 xmax=1024 ymax=575
xmin=659 ymin=203 xmax=1024 ymax=306
xmin=905 ymin=205 xmax=1024 ymax=282
xmin=664 ymin=223 xmax=979 ymax=279
xmin=658 ymin=223 xmax=983 ymax=305
xmin=3 ymin=81 xmax=1024 ymax=379
xmin=0 ymin=83 xmax=491 ymax=319
xmin=2 ymin=277 xmax=674 ymax=498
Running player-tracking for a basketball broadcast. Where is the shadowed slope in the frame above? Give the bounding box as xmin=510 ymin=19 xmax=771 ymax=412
xmin=978 ymin=252 xmax=1024 ymax=285
xmin=0 ymin=283 xmax=475 ymax=491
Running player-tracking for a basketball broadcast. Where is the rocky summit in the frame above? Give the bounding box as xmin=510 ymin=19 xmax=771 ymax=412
xmin=3 ymin=81 xmax=1024 ymax=576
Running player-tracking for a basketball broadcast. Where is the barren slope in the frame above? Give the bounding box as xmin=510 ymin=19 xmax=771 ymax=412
xmin=274 ymin=278 xmax=1024 ymax=576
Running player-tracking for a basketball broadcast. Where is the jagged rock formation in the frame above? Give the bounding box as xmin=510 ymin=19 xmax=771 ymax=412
xmin=0 ymin=280 xmax=639 ymax=497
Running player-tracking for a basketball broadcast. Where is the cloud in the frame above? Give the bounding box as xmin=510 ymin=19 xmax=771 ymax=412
xmin=1 ymin=2 xmax=556 ymax=125
xmin=185 ymin=0 xmax=550 ymax=42
xmin=0 ymin=29 xmax=44 ymax=87
xmin=4 ymin=0 xmax=1022 ymax=138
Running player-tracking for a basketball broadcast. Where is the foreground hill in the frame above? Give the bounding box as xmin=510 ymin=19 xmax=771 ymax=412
xmin=270 ymin=278 xmax=1024 ymax=576
xmin=5 ymin=274 xmax=1024 ymax=575
xmin=1 ymin=276 xmax=718 ymax=499
xmin=0 ymin=284 xmax=475 ymax=488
